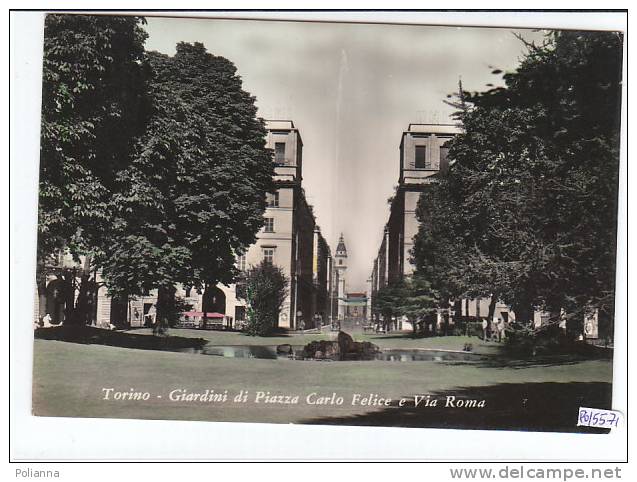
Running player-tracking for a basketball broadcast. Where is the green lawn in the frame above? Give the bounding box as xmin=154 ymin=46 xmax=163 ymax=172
xmin=352 ymin=333 xmax=502 ymax=355
xmin=32 ymin=339 xmax=612 ymax=432
xmin=125 ymin=327 xmax=501 ymax=355
xmin=125 ymin=327 xmax=333 ymax=347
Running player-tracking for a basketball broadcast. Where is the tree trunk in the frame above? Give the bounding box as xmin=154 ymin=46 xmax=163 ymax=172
xmin=487 ymin=294 xmax=498 ymax=320
xmin=71 ymin=271 xmax=92 ymax=325
xmin=62 ymin=271 xmax=77 ymax=325
xmin=203 ymin=283 xmax=209 ymax=326
xmin=36 ymin=260 xmax=48 ymax=320
xmin=598 ymin=308 xmax=613 ymax=345
xmin=36 ymin=279 xmax=47 ymax=320
xmin=454 ymin=299 xmax=462 ymax=318
xmin=155 ymin=285 xmax=176 ymax=333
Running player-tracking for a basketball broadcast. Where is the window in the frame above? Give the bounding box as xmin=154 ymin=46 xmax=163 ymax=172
xmin=339 ymin=259 xmax=343 ymax=265
xmin=263 ymin=247 xmax=275 ymax=264
xmin=415 ymin=145 xmax=428 ymax=169
xmin=274 ymin=142 xmax=286 ymax=164
xmin=235 ymin=306 xmax=246 ymax=321
xmin=236 ymin=254 xmax=246 ymax=271
xmin=266 ymin=192 xmax=279 ymax=207
xmin=185 ymin=286 xmax=192 ymax=298
xmin=264 ymin=218 xmax=274 ymax=233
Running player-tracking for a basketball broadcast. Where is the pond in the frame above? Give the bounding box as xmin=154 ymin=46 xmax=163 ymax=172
xmin=177 ymin=345 xmax=486 ymax=362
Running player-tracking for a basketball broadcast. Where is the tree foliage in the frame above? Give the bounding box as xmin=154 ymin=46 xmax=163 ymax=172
xmin=241 ymin=261 xmax=288 ymax=336
xmin=412 ymin=31 xmax=623 ymax=338
xmin=99 ymin=42 xmax=275 ymax=325
xmin=37 ymin=14 xmax=149 ymax=324
xmin=39 ymin=14 xmax=149 ymax=260
xmin=39 ymin=18 xmax=275 ymax=328
xmin=396 ymin=276 xmax=438 ymax=334
xmin=372 ymin=284 xmax=403 ymax=323
xmin=372 ymin=276 xmax=438 ymax=335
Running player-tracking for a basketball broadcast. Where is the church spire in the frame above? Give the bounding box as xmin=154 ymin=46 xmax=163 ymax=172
xmin=335 ymin=233 xmax=347 ymax=257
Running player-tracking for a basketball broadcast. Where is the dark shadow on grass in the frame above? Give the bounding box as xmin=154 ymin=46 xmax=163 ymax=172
xmin=34 ymin=325 xmax=207 ymax=351
xmin=302 ymin=381 xmax=612 ymax=434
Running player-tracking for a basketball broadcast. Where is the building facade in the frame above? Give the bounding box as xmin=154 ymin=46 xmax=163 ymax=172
xmin=371 ymin=123 xmax=458 ymax=296
xmin=205 ymin=120 xmax=331 ymax=330
xmin=385 ymin=123 xmax=459 ymax=283
xmin=370 ymin=123 xmax=517 ymax=330
xmin=35 ymin=120 xmax=332 ymax=332
xmin=369 ymin=123 xmax=584 ymax=332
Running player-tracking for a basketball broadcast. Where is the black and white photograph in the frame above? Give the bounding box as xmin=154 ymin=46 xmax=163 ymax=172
xmin=9 ymin=9 xmax=628 ymax=465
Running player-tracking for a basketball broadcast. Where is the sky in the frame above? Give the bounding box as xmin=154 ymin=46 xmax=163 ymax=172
xmin=143 ymin=16 xmax=544 ymax=292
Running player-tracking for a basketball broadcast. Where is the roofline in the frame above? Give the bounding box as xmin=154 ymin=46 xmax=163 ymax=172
xmin=265 ymin=119 xmax=303 ymax=146
xmin=399 ymin=123 xmax=459 ymax=148
xmin=407 ymin=122 xmax=457 ymax=129
xmin=265 ymin=119 xmax=295 ymax=128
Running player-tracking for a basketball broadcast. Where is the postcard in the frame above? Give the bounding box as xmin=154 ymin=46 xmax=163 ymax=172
xmin=30 ymin=12 xmax=623 ymax=436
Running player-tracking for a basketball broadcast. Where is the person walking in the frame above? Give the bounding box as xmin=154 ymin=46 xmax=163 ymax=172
xmin=497 ymin=317 xmax=505 ymax=342
xmin=491 ymin=315 xmax=499 ymax=342
xmin=147 ymin=304 xmax=157 ymax=329
xmin=481 ymin=318 xmax=488 ymax=341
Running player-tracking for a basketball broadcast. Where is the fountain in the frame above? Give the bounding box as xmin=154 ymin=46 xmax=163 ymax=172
xmin=298 ymin=331 xmax=380 ymax=361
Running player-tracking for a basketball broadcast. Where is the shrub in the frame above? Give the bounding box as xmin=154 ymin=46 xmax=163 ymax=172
xmin=241 ymin=261 xmax=288 ymax=336
xmin=504 ymin=322 xmax=571 ymax=356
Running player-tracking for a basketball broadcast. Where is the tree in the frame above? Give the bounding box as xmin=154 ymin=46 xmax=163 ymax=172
xmin=241 ymin=262 xmax=288 ymax=336
xmin=412 ymin=31 xmax=623 ymax=340
xmin=372 ymin=284 xmax=403 ymax=331
xmin=412 ymin=181 xmax=475 ymax=304
xmin=37 ymin=14 xmax=149 ymax=324
xmin=396 ymin=276 xmax=439 ymax=336
xmin=373 ymin=277 xmax=438 ymax=336
xmin=99 ymin=42 xmax=275 ymax=330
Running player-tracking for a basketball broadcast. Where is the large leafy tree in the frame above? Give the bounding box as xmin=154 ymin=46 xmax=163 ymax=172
xmin=413 ymin=31 xmax=623 ymax=338
xmin=100 ymin=43 xmax=275 ymax=327
xmin=37 ymin=14 xmax=149 ymax=324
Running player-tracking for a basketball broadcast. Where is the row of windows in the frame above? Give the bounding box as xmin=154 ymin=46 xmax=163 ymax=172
xmin=182 ymin=287 xmax=249 ymax=321
xmin=414 ymin=145 xmax=449 ymax=169
xmin=278 ymin=140 xmax=447 ymax=169
xmin=235 ymin=247 xmax=277 ymax=270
